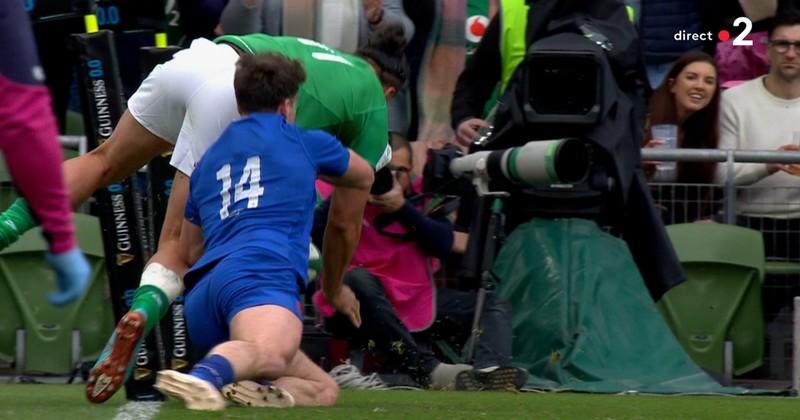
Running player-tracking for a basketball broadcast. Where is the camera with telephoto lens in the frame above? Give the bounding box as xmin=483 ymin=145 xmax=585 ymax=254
xmin=422 ymin=0 xmax=648 ymax=302
xmin=423 ymin=24 xmax=637 ymax=206
xmin=424 ymin=138 xmax=591 ymax=198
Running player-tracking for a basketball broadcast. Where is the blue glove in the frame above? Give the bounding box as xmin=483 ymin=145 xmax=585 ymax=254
xmin=45 ymin=247 xmax=91 ymax=307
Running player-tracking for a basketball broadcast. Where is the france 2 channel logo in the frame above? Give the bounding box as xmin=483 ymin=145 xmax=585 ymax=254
xmin=673 ymin=17 xmax=754 ymax=46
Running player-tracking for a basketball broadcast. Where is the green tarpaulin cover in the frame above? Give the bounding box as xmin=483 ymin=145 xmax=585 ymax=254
xmin=492 ymin=218 xmax=768 ymax=394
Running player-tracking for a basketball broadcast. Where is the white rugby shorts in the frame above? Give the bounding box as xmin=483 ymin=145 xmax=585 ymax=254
xmin=127 ymin=38 xmax=240 ymax=175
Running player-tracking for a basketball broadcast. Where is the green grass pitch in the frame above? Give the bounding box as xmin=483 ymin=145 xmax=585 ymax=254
xmin=1 ymin=384 xmax=799 ymax=419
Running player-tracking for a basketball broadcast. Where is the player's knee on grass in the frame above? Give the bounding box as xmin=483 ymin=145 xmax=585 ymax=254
xmin=302 ymin=352 xmax=340 ymax=406
xmin=278 ymin=362 xmax=339 ymax=406
xmin=313 ymin=386 xmax=338 ymax=407
xmin=317 ymin=370 xmax=340 ymax=406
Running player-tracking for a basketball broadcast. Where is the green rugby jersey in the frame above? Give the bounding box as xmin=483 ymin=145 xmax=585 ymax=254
xmin=215 ymin=34 xmax=390 ymax=169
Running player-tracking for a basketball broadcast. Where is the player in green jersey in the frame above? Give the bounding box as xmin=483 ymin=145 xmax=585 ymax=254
xmin=215 ymin=34 xmax=393 ymax=169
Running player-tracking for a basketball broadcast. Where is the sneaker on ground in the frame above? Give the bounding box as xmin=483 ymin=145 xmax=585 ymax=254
xmin=429 ymin=362 xmax=472 ymax=390
xmin=328 ymin=360 xmax=387 ymax=390
xmin=454 ymin=366 xmax=529 ymax=391
xmin=154 ymin=370 xmax=226 ymax=411
xmin=85 ymin=311 xmax=145 ymax=403
xmin=221 ymin=380 xmax=295 ymax=408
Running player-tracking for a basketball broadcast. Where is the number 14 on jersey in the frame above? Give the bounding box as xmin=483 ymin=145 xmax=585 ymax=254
xmin=215 ymin=156 xmax=265 ymax=220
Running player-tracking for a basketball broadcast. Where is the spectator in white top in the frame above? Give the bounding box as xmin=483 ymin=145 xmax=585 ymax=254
xmin=716 ymin=9 xmax=800 ymax=337
xmin=716 ymin=10 xmax=800 ymax=219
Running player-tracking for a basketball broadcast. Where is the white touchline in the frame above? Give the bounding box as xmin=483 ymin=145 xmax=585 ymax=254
xmin=113 ymin=401 xmax=163 ymax=420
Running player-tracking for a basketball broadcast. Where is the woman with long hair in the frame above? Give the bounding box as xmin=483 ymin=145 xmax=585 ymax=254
xmin=644 ymin=50 xmax=720 ymax=183
xmin=644 ymin=50 xmax=721 ymax=224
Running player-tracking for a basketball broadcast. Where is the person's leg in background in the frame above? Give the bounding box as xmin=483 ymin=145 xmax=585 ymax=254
xmin=430 ymin=287 xmax=528 ymax=390
xmin=324 ymin=267 xmax=470 ymax=388
xmin=0 ymin=0 xmax=90 ymax=306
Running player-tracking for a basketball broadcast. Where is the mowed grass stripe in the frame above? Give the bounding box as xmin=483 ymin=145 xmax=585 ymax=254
xmin=1 ymin=385 xmax=799 ymax=420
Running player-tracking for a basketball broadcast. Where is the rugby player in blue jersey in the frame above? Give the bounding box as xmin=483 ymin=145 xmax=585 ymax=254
xmin=153 ymin=52 xmax=373 ymax=410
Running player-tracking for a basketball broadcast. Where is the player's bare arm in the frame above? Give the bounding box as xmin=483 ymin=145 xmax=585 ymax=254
xmin=320 ymin=151 xmax=374 ymax=328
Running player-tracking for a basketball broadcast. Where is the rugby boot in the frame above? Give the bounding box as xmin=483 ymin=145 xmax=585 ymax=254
xmin=221 ymin=380 xmax=295 ymax=408
xmin=454 ymin=366 xmax=529 ymax=391
xmin=155 ymin=370 xmax=227 ymax=411
xmin=85 ymin=311 xmax=146 ymax=403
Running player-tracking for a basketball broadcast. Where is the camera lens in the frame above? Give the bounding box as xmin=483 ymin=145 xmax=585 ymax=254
xmin=370 ymin=167 xmax=394 ymax=195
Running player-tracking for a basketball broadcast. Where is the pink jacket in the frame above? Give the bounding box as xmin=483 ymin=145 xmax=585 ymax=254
xmin=313 ymin=180 xmax=438 ymax=331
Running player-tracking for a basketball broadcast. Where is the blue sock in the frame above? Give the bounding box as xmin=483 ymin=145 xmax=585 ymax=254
xmin=189 ymin=354 xmax=235 ymax=390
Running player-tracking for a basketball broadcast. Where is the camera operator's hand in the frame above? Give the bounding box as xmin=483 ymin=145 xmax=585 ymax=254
xmin=369 ymin=178 xmax=405 ymax=213
xmin=456 ymin=118 xmax=490 ymax=147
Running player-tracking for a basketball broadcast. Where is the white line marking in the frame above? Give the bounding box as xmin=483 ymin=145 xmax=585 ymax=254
xmin=113 ymin=401 xmax=163 ymax=420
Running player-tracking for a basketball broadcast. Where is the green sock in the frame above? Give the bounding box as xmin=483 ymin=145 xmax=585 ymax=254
xmin=130 ymin=285 xmax=170 ymax=334
xmin=0 ymin=198 xmax=37 ymax=250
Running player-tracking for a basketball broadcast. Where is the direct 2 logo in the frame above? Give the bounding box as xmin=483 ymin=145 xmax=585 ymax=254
xmin=674 ymin=17 xmax=754 ymax=46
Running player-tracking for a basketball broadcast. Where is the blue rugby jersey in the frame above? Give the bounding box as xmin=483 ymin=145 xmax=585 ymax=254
xmin=184 ymin=112 xmax=349 ymax=285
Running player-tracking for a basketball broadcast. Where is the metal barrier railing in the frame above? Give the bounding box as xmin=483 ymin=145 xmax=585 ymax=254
xmin=644 ymin=148 xmax=800 ymax=383
xmin=642 ymin=148 xmax=800 ymax=224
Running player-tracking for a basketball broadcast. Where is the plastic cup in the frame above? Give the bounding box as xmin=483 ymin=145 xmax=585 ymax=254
xmin=651 ymin=124 xmax=678 ymax=171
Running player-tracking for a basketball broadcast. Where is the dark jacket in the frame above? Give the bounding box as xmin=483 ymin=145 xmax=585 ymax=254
xmin=312 ymin=197 xmax=454 ymax=261
xmin=640 ymin=0 xmax=704 ymax=64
